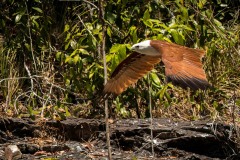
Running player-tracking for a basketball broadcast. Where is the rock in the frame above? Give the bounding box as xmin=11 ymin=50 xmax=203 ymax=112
xmin=0 ymin=118 xmax=239 ymax=159
xmin=5 ymin=145 xmax=22 ymax=160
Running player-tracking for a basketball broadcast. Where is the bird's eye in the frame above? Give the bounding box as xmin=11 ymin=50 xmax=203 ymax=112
xmin=135 ymin=45 xmax=140 ymax=49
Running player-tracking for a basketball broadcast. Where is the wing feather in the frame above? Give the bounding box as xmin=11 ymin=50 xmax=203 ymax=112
xmin=154 ymin=41 xmax=210 ymax=90
xmin=103 ymin=52 xmax=161 ymax=96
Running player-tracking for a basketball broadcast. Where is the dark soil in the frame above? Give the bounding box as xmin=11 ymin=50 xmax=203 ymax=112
xmin=0 ymin=118 xmax=239 ymax=159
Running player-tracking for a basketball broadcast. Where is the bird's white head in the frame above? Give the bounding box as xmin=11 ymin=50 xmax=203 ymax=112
xmin=131 ymin=40 xmax=159 ymax=56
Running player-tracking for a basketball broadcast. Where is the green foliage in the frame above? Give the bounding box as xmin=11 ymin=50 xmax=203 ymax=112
xmin=0 ymin=0 xmax=239 ymax=121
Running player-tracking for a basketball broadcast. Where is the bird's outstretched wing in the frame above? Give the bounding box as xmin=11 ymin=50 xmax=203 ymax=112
xmin=102 ymin=52 xmax=161 ymax=99
xmin=151 ymin=41 xmax=210 ymax=90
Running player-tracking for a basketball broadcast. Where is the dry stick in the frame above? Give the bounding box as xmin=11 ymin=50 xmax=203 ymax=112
xmin=41 ymin=83 xmax=53 ymax=118
xmin=25 ymin=2 xmax=37 ymax=71
xmin=148 ymin=74 xmax=155 ymax=158
xmin=99 ymin=0 xmax=112 ymax=159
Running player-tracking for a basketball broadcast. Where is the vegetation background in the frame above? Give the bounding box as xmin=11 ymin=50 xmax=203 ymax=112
xmin=0 ymin=0 xmax=239 ymax=126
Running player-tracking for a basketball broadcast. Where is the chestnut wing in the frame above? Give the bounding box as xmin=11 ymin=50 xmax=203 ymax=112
xmin=103 ymin=52 xmax=161 ymax=97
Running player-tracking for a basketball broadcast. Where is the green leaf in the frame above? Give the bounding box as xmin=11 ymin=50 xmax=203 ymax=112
xmin=32 ymin=19 xmax=39 ymax=28
xmin=181 ymin=6 xmax=188 ymax=20
xmin=142 ymin=9 xmax=153 ymax=28
xmin=129 ymin=26 xmax=138 ymax=43
xmin=120 ymin=107 xmax=129 ymax=118
xmin=65 ymin=33 xmax=71 ymax=42
xmin=85 ymin=23 xmax=93 ymax=30
xmin=118 ymin=45 xmax=126 ymax=61
xmin=170 ymin=29 xmax=179 ymax=42
xmin=170 ymin=29 xmax=184 ymax=45
xmin=110 ymin=44 xmax=121 ymax=53
xmin=31 ymin=15 xmax=40 ymax=20
xmin=236 ymin=99 xmax=240 ymax=107
xmin=56 ymin=52 xmax=62 ymax=60
xmin=65 ymin=106 xmax=71 ymax=117
xmin=198 ymin=0 xmax=207 ymax=9
xmin=106 ymin=54 xmax=114 ymax=62
xmin=24 ymin=43 xmax=30 ymax=51
xmin=106 ymin=11 xmax=117 ymax=24
xmin=150 ymin=72 xmax=160 ymax=86
xmin=111 ymin=54 xmax=120 ymax=72
xmin=164 ymin=91 xmax=172 ymax=104
xmin=157 ymin=84 xmax=169 ymax=101
xmin=64 ymin=24 xmax=70 ymax=32
xmin=65 ymin=40 xmax=70 ymax=50
xmin=32 ymin=7 xmax=43 ymax=13
xmin=143 ymin=9 xmax=150 ymax=21
xmin=79 ymin=48 xmax=89 ymax=55
xmin=73 ymin=55 xmax=80 ymax=64
xmin=213 ymin=19 xmax=222 ymax=27
xmin=70 ymin=40 xmax=77 ymax=49
xmin=213 ymin=101 xmax=218 ymax=109
xmin=70 ymin=50 xmax=77 ymax=57
xmin=15 ymin=14 xmax=22 ymax=23
xmin=143 ymin=20 xmax=153 ymax=28
xmin=107 ymin=27 xmax=112 ymax=38
xmin=65 ymin=79 xmax=70 ymax=86
xmin=65 ymin=55 xmax=72 ymax=64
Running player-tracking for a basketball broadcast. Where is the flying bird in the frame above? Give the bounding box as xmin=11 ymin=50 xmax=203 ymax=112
xmin=102 ymin=40 xmax=210 ymax=100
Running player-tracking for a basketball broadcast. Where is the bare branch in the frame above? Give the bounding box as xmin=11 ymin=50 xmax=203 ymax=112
xmin=99 ymin=0 xmax=112 ymax=159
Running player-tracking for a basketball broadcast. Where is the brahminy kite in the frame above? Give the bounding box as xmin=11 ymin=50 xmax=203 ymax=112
xmin=102 ymin=40 xmax=210 ymax=100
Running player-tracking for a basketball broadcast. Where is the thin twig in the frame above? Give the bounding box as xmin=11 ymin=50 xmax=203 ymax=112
xmin=24 ymin=61 xmax=34 ymax=91
xmin=82 ymin=0 xmax=99 ymax=10
xmin=0 ymin=75 xmax=41 ymax=83
xmin=99 ymin=0 xmax=112 ymax=159
xmin=25 ymin=1 xmax=37 ymax=71
xmin=77 ymin=15 xmax=96 ymax=40
xmin=41 ymin=83 xmax=53 ymax=117
xmin=148 ymin=73 xmax=155 ymax=158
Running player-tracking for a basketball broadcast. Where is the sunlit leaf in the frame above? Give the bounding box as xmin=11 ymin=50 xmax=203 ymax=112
xmin=79 ymin=48 xmax=89 ymax=55
xmin=118 ymin=45 xmax=126 ymax=61
xmin=65 ymin=33 xmax=71 ymax=42
xmin=70 ymin=40 xmax=77 ymax=49
xmin=158 ymin=84 xmax=168 ymax=100
xmin=65 ymin=40 xmax=70 ymax=50
xmin=64 ymin=24 xmax=70 ymax=32
xmin=106 ymin=54 xmax=114 ymax=62
xmin=150 ymin=72 xmax=160 ymax=86
xmin=107 ymin=27 xmax=112 ymax=37
xmin=143 ymin=9 xmax=150 ymax=21
xmin=65 ymin=56 xmax=72 ymax=63
xmin=130 ymin=26 xmax=138 ymax=43
xmin=15 ymin=14 xmax=22 ymax=23
xmin=56 ymin=52 xmax=62 ymax=60
xmin=110 ymin=44 xmax=121 ymax=53
xmin=70 ymin=50 xmax=77 ymax=57
xmin=65 ymin=79 xmax=70 ymax=86
xmin=73 ymin=55 xmax=80 ymax=64
xmin=65 ymin=106 xmax=71 ymax=117
xmin=198 ymin=0 xmax=207 ymax=9
xmin=85 ymin=23 xmax=93 ymax=30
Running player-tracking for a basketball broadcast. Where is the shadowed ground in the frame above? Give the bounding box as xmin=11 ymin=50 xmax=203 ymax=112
xmin=0 ymin=118 xmax=239 ymax=159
